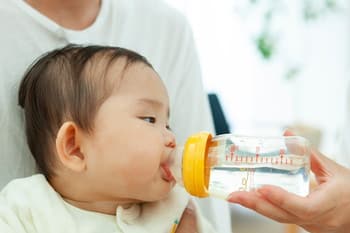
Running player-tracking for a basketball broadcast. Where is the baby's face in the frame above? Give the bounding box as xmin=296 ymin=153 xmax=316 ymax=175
xmin=80 ymin=61 xmax=176 ymax=203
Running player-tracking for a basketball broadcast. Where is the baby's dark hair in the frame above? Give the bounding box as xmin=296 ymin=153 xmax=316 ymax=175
xmin=18 ymin=44 xmax=153 ymax=178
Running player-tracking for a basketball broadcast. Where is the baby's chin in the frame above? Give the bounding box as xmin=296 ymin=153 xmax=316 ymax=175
xmin=141 ymin=182 xmax=176 ymax=203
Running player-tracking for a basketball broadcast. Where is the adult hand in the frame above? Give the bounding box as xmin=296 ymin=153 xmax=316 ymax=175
xmin=227 ymin=130 xmax=350 ymax=233
xmin=176 ymin=200 xmax=199 ymax=233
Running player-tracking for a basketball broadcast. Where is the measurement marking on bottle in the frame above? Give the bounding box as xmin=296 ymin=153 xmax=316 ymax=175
xmin=224 ymin=145 xmax=294 ymax=165
xmin=238 ymin=168 xmax=255 ymax=191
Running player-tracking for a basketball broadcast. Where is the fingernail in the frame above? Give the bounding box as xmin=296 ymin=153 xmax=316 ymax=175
xmin=185 ymin=200 xmax=196 ymax=213
xmin=226 ymin=192 xmax=235 ymax=201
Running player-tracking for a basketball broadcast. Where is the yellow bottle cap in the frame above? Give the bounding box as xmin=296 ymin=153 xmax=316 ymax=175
xmin=182 ymin=132 xmax=212 ymax=197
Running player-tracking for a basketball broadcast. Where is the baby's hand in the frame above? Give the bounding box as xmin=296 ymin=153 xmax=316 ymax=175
xmin=176 ymin=200 xmax=199 ymax=233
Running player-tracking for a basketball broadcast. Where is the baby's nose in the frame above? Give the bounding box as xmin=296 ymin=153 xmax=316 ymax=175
xmin=164 ymin=130 xmax=176 ymax=148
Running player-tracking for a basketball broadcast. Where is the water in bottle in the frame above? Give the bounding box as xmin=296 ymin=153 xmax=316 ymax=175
xmin=168 ymin=132 xmax=310 ymax=199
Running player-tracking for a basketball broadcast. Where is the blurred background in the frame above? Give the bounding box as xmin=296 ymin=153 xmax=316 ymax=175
xmin=165 ymin=0 xmax=350 ymax=232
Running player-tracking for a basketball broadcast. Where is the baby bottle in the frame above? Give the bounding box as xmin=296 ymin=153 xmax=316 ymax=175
xmin=168 ymin=132 xmax=310 ymax=199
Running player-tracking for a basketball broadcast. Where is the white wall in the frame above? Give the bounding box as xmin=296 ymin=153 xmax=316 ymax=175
xmin=165 ymin=0 xmax=350 ymax=155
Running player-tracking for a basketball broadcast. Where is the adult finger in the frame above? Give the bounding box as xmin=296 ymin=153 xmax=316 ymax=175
xmin=283 ymin=129 xmax=295 ymax=136
xmin=227 ymin=191 xmax=297 ymax=223
xmin=257 ymin=184 xmax=335 ymax=220
xmin=175 ymin=201 xmax=198 ymax=233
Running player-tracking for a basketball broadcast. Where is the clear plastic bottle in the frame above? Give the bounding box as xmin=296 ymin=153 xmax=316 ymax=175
xmin=168 ymin=132 xmax=310 ymax=199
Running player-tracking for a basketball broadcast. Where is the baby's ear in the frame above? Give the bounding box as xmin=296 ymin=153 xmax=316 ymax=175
xmin=55 ymin=122 xmax=86 ymax=172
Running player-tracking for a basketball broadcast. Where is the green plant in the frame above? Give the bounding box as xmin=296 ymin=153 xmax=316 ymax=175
xmin=244 ymin=0 xmax=341 ymax=80
xmin=251 ymin=0 xmax=340 ymax=60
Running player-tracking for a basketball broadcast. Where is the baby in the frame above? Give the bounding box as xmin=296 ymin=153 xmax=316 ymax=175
xmin=0 ymin=45 xmax=215 ymax=233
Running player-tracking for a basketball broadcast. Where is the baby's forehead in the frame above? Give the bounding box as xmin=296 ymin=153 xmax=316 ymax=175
xmin=87 ymin=54 xmax=128 ymax=79
xmin=103 ymin=57 xmax=133 ymax=82
xmin=83 ymin=52 xmax=166 ymax=106
xmin=85 ymin=56 xmax=145 ymax=93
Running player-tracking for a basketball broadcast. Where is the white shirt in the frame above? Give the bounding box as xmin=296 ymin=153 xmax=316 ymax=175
xmin=0 ymin=175 xmax=216 ymax=233
xmin=0 ymin=1 xmax=231 ymax=232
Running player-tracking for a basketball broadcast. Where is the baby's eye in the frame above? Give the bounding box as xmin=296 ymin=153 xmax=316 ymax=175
xmin=166 ymin=125 xmax=172 ymax=131
xmin=140 ymin=116 xmax=156 ymax=124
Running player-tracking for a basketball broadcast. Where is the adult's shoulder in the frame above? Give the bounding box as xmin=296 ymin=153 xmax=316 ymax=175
xmin=0 ymin=0 xmax=17 ymax=12
xmin=0 ymin=0 xmax=28 ymax=19
xmin=0 ymin=0 xmax=38 ymax=33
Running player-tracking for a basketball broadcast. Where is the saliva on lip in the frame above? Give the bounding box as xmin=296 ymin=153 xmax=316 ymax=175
xmin=168 ymin=132 xmax=310 ymax=199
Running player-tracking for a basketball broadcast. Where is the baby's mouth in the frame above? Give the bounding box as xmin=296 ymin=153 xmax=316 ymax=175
xmin=160 ymin=164 xmax=175 ymax=182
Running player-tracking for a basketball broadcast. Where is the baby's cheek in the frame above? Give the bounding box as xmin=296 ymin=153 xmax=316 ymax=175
xmin=120 ymin=156 xmax=159 ymax=181
xmin=130 ymin=160 xmax=159 ymax=179
xmin=134 ymin=147 xmax=162 ymax=168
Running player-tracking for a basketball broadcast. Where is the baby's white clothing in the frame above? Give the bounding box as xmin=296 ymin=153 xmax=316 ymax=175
xmin=0 ymin=174 xmax=216 ymax=233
